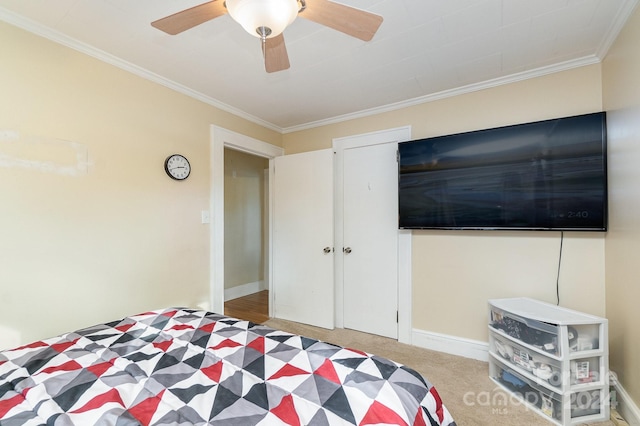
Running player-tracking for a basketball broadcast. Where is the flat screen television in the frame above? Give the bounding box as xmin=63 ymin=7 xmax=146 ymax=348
xmin=398 ymin=112 xmax=607 ymax=231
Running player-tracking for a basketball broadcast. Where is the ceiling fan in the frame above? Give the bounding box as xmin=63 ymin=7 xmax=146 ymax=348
xmin=151 ymin=0 xmax=383 ymax=73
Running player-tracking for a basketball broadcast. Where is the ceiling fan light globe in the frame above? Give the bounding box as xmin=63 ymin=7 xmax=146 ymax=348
xmin=226 ymin=0 xmax=299 ymax=39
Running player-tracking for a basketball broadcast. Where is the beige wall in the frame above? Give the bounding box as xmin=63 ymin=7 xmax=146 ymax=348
xmin=0 ymin=21 xmax=281 ymax=348
xmin=602 ymin=5 xmax=640 ymax=406
xmin=224 ymin=148 xmax=268 ymax=290
xmin=285 ymin=64 xmax=606 ymax=343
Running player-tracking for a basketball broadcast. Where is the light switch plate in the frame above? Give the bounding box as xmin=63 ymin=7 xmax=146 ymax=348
xmin=201 ymin=210 xmax=210 ymax=224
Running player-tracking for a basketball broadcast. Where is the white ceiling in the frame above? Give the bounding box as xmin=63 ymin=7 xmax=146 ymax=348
xmin=0 ymin=0 xmax=637 ymax=132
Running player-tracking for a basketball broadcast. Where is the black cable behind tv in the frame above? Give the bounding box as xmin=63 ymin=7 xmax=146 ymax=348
xmin=398 ymin=112 xmax=608 ymax=231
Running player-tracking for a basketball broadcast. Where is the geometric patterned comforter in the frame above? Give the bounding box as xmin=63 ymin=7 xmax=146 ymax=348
xmin=0 ymin=308 xmax=456 ymax=425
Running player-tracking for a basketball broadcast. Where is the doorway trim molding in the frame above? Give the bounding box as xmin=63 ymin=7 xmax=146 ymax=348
xmin=210 ymin=126 xmax=284 ymax=315
xmin=333 ymin=126 xmax=413 ymax=344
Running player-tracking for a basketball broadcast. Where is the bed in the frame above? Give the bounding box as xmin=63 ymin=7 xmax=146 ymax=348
xmin=0 ymin=308 xmax=456 ymax=425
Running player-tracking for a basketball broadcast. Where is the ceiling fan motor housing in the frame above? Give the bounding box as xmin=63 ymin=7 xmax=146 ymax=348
xmin=226 ymin=0 xmax=300 ymax=39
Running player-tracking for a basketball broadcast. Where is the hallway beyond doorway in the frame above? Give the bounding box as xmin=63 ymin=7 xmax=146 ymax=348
xmin=224 ymin=290 xmax=269 ymax=324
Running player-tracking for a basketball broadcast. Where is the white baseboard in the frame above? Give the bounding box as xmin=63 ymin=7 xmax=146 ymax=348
xmin=412 ymin=328 xmax=489 ymax=362
xmin=224 ymin=281 xmax=266 ymax=301
xmin=611 ymin=371 xmax=640 ymax=426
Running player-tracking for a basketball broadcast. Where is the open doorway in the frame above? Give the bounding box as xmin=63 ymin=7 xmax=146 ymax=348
xmin=210 ymin=126 xmax=284 ymax=320
xmin=223 ymin=148 xmax=269 ymax=323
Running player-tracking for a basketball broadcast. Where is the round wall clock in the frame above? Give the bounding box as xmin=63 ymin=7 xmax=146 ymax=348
xmin=164 ymin=154 xmax=191 ymax=180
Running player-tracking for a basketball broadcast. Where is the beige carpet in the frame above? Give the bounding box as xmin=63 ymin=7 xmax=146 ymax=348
xmin=263 ymin=318 xmax=613 ymax=426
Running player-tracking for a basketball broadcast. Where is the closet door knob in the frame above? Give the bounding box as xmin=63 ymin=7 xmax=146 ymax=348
xmin=323 ymin=247 xmax=332 ymax=254
xmin=343 ymin=247 xmax=352 ymax=254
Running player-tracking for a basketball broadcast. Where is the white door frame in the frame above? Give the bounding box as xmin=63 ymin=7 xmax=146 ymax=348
xmin=333 ymin=126 xmax=413 ymax=344
xmin=210 ymin=126 xmax=284 ymax=315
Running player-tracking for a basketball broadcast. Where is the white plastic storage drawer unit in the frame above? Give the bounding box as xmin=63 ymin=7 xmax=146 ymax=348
xmin=488 ymin=297 xmax=609 ymax=425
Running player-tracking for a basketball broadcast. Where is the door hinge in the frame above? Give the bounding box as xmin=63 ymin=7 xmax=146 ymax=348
xmin=396 ymin=311 xmax=399 ymax=323
xmin=396 ymin=150 xmax=399 ymax=163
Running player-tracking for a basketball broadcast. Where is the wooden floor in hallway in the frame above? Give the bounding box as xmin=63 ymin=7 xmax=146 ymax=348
xmin=224 ymin=290 xmax=269 ymax=324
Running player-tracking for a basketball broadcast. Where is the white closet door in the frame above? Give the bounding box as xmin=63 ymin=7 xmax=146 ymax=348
xmin=343 ymin=142 xmax=399 ymax=338
xmin=272 ymin=149 xmax=334 ymax=329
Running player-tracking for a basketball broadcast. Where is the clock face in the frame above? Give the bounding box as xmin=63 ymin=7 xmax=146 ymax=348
xmin=164 ymin=154 xmax=191 ymax=180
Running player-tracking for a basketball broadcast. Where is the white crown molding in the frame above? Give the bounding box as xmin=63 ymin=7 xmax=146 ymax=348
xmin=282 ymin=55 xmax=601 ymax=133
xmin=0 ymin=6 xmax=281 ymax=134
xmin=596 ymin=0 xmax=640 ymax=59
xmin=283 ymin=0 xmax=640 ymax=134
xmin=2 ymin=2 xmax=634 ymax=135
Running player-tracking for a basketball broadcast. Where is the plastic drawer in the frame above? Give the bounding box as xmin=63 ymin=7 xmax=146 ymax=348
xmin=490 ymin=333 xmax=563 ymax=389
xmin=490 ymin=305 xmax=559 ymax=356
xmin=567 ymin=324 xmax=600 ymax=353
xmin=490 ymin=359 xmax=563 ymax=422
xmin=570 ymin=389 xmax=602 ymax=419
xmin=569 ymin=357 xmax=603 ymax=386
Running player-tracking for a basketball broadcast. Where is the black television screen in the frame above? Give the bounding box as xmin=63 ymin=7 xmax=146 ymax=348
xmin=398 ymin=112 xmax=607 ymax=231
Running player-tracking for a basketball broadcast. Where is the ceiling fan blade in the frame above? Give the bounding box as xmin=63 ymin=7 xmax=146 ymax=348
xmin=151 ymin=1 xmax=227 ymax=35
xmin=300 ymin=0 xmax=383 ymax=41
xmin=262 ymin=34 xmax=290 ymax=73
